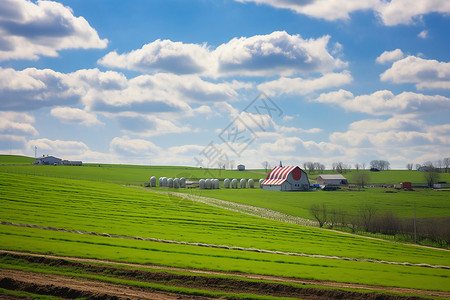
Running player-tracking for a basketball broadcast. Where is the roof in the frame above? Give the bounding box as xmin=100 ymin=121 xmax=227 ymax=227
xmin=317 ymin=174 xmax=347 ymax=180
xmin=262 ymin=166 xmax=297 ymax=185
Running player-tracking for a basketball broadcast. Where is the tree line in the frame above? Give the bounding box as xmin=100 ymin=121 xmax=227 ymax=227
xmin=310 ymin=203 xmax=449 ymax=247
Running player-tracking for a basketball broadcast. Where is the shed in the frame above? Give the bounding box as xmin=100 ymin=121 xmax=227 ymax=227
xmin=316 ymin=174 xmax=348 ymax=186
xmin=261 ymin=166 xmax=310 ymax=191
xmin=401 ymin=182 xmax=412 ymax=189
xmin=237 ymin=164 xmax=245 ymax=171
xmin=35 ymin=155 xmax=62 ymax=165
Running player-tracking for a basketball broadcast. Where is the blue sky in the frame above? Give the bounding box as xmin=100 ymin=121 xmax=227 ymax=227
xmin=1 ymin=0 xmax=449 ymax=169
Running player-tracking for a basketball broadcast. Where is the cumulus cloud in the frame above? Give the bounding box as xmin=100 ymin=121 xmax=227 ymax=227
xmin=376 ymin=49 xmax=404 ymax=64
xmin=99 ymin=31 xmax=346 ymax=77
xmin=376 ymin=0 xmax=450 ymax=26
xmin=27 ymin=138 xmax=89 ymax=156
xmin=315 ymin=89 xmax=450 ymax=115
xmin=50 ymin=107 xmax=103 ymax=126
xmin=110 ymin=136 xmax=160 ymax=156
xmin=258 ymin=71 xmax=352 ymax=96
xmin=214 ymin=31 xmax=347 ymax=76
xmin=0 ymin=0 xmax=107 ymax=61
xmin=235 ymin=0 xmax=379 ymax=21
xmin=380 ymin=56 xmax=450 ymax=90
xmin=0 ymin=67 xmax=81 ymax=111
xmin=98 ymin=39 xmax=212 ymax=74
xmin=0 ymin=134 xmax=27 ymax=151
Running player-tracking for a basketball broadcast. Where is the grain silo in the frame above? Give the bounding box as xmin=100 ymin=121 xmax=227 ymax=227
xmin=224 ymin=178 xmax=230 ymax=188
xmin=162 ymin=177 xmax=168 ymax=187
xmin=231 ymin=178 xmax=238 ymax=189
xmin=240 ymin=178 xmax=247 ymax=188
xmin=173 ymin=178 xmax=180 ymax=188
xmin=205 ymin=179 xmax=212 ymax=189
xmin=199 ymin=179 xmax=205 ymax=189
xmin=259 ymin=179 xmax=264 ymax=188
xmin=248 ymin=178 xmax=254 ymax=188
xmin=150 ymin=176 xmax=156 ymax=187
xmin=168 ymin=178 xmax=174 ymax=188
xmin=180 ymin=177 xmax=186 ymax=188
xmin=214 ymin=179 xmax=219 ymax=189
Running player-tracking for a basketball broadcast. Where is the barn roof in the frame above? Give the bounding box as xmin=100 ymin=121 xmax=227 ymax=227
xmin=262 ymin=166 xmax=297 ymax=185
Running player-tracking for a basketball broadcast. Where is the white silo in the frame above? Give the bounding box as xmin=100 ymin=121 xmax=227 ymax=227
xmin=168 ymin=178 xmax=174 ymax=188
xmin=248 ymin=178 xmax=254 ymax=188
xmin=199 ymin=179 xmax=205 ymax=189
xmin=150 ymin=176 xmax=157 ymax=187
xmin=214 ymin=179 xmax=219 ymax=189
xmin=224 ymin=178 xmax=230 ymax=188
xmin=259 ymin=178 xmax=264 ymax=188
xmin=180 ymin=177 xmax=186 ymax=188
xmin=173 ymin=178 xmax=180 ymax=188
xmin=205 ymin=179 xmax=212 ymax=189
xmin=231 ymin=178 xmax=238 ymax=189
xmin=162 ymin=177 xmax=168 ymax=187
xmin=240 ymin=178 xmax=247 ymax=188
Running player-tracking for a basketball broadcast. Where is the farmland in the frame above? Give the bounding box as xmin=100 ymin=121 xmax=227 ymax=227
xmin=1 ymin=155 xmax=450 ymax=298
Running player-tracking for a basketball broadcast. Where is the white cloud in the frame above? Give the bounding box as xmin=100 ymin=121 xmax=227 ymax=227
xmin=380 ymin=56 xmax=450 ymax=90
xmin=418 ymin=30 xmax=428 ymax=39
xmin=0 ymin=67 xmax=81 ymax=110
xmin=98 ymin=39 xmax=212 ymax=74
xmin=235 ymin=0 xmax=379 ymax=21
xmin=50 ymin=107 xmax=103 ymax=126
xmin=110 ymin=136 xmax=160 ymax=156
xmin=377 ymin=0 xmax=450 ymax=26
xmin=0 ymin=0 xmax=107 ymax=61
xmin=258 ymin=71 xmax=352 ymax=96
xmin=27 ymin=138 xmax=89 ymax=156
xmin=0 ymin=134 xmax=27 ymax=151
xmin=214 ymin=31 xmax=347 ymax=76
xmin=376 ymin=49 xmax=404 ymax=64
xmin=99 ymin=31 xmax=347 ymax=77
xmin=315 ymin=89 xmax=450 ymax=115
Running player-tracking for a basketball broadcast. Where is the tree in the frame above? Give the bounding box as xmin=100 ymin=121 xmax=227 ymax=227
xmin=370 ymin=160 xmax=390 ymax=171
xmin=352 ymin=171 xmax=370 ymax=190
xmin=443 ymin=157 xmax=450 ymax=173
xmin=423 ymin=163 xmax=440 ymax=188
xmin=359 ymin=204 xmax=377 ymax=232
xmin=310 ymin=203 xmax=327 ymax=228
xmin=406 ymin=163 xmax=413 ymax=171
xmin=355 ymin=163 xmax=360 ymax=171
xmin=262 ymin=161 xmax=270 ymax=173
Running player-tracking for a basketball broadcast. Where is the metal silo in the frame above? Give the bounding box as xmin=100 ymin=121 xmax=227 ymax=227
xmin=248 ymin=178 xmax=254 ymax=188
xmin=231 ymin=178 xmax=238 ymax=189
xmin=224 ymin=178 xmax=230 ymax=188
xmin=240 ymin=178 xmax=247 ymax=188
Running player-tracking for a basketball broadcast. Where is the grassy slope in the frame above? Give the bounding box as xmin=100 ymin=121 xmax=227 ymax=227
xmin=1 ymin=172 xmax=449 ymax=291
xmin=0 ymin=155 xmax=35 ymax=165
xmin=173 ymin=187 xmax=450 ymax=219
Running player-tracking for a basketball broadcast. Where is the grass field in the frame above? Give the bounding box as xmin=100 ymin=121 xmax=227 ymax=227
xmin=171 ymin=187 xmax=450 ymax=220
xmin=1 ymin=172 xmax=449 ymax=292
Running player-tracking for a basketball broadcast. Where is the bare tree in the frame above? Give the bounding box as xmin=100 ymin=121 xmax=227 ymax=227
xmin=370 ymin=160 xmax=390 ymax=171
xmin=355 ymin=163 xmax=360 ymax=171
xmin=353 ymin=171 xmax=370 ymax=190
xmin=406 ymin=163 xmax=414 ymax=171
xmin=443 ymin=157 xmax=450 ymax=173
xmin=262 ymin=161 xmax=270 ymax=173
xmin=423 ymin=163 xmax=440 ymax=187
xmin=359 ymin=204 xmax=377 ymax=232
xmin=310 ymin=203 xmax=327 ymax=228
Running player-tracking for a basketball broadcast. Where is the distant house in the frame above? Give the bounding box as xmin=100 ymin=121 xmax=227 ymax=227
xmin=400 ymin=182 xmax=412 ymax=189
xmin=237 ymin=164 xmax=245 ymax=171
xmin=261 ymin=166 xmax=310 ymax=191
xmin=35 ymin=155 xmax=82 ymax=166
xmin=316 ymin=174 xmax=348 ymax=186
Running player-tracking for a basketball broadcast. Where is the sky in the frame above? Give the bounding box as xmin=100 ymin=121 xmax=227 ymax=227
xmin=0 ymin=0 xmax=449 ymax=169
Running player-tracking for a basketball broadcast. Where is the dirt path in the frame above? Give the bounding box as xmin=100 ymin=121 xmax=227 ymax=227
xmin=2 ymin=221 xmax=448 ymax=270
xmin=0 ymin=268 xmax=210 ymax=299
xmin=1 ymin=250 xmax=449 ymax=299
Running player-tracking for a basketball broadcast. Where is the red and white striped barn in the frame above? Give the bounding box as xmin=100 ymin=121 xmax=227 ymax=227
xmin=261 ymin=166 xmax=310 ymax=191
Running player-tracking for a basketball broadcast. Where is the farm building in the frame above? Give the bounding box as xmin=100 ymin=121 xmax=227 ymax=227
xmin=261 ymin=166 xmax=310 ymax=191
xmin=316 ymin=174 xmax=348 ymax=186
xmin=237 ymin=164 xmax=245 ymax=171
xmin=35 ymin=155 xmax=62 ymax=165
xmin=34 ymin=155 xmax=82 ymax=166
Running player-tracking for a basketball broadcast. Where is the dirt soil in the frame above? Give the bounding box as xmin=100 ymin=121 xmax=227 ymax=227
xmin=1 ymin=250 xmax=448 ymax=299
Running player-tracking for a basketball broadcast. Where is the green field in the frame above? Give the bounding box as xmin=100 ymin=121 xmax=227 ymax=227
xmin=1 ymin=155 xmax=449 ymax=295
xmin=172 ymin=187 xmax=450 ymax=219
xmin=1 ymin=171 xmax=449 ymax=292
